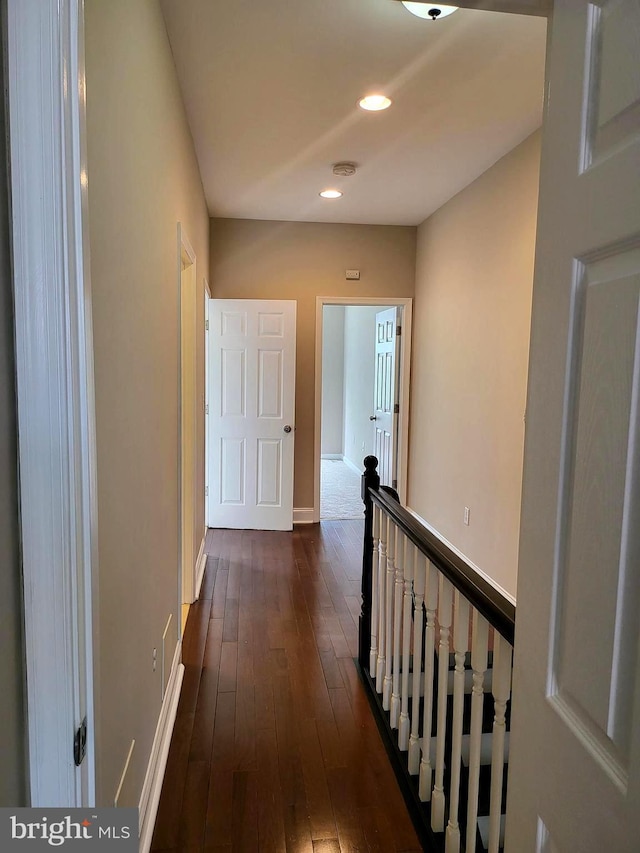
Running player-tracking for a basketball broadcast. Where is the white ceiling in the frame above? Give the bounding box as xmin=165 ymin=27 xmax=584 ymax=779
xmin=160 ymin=0 xmax=547 ymax=226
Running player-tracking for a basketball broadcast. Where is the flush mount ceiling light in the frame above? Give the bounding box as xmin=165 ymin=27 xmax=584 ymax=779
xmin=401 ymin=2 xmax=458 ymax=20
xmin=319 ymin=189 xmax=343 ymax=199
xmin=358 ymin=94 xmax=392 ymax=112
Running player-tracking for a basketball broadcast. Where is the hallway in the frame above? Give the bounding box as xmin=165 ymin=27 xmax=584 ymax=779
xmin=151 ymin=521 xmax=422 ymax=852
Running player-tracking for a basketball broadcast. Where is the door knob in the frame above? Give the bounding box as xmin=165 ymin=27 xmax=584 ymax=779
xmin=369 ymin=415 xmax=377 ymax=421
xmin=283 ymin=425 xmax=292 ymax=433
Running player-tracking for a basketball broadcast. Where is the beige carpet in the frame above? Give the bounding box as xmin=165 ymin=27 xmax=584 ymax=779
xmin=320 ymin=458 xmax=364 ymax=520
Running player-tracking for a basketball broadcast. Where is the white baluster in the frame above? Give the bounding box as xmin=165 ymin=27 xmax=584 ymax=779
xmin=445 ymin=591 xmax=470 ymax=853
xmin=465 ymin=610 xmax=489 ymax=853
xmin=390 ymin=529 xmax=404 ymax=729
xmin=431 ymin=574 xmax=453 ymax=832
xmin=382 ymin=517 xmax=395 ymax=710
xmin=488 ymin=633 xmax=512 ymax=853
xmin=419 ymin=561 xmax=439 ymax=801
xmin=398 ymin=540 xmax=414 ymax=750
xmin=408 ymin=552 xmax=426 ymax=774
xmin=376 ymin=509 xmax=388 ymax=691
xmin=369 ymin=504 xmax=380 ymax=676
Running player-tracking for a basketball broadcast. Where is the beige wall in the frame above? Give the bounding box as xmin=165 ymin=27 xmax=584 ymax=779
xmin=85 ymin=0 xmax=209 ymax=804
xmin=408 ymin=131 xmax=541 ymax=599
xmin=210 ymin=219 xmax=416 ymax=509
xmin=0 ymin=10 xmax=26 ymax=801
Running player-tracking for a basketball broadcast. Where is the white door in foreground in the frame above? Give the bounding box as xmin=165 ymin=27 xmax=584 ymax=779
xmin=506 ymin=1 xmax=640 ymax=850
xmin=208 ymin=299 xmax=296 ymax=530
xmin=373 ymin=307 xmax=399 ymax=487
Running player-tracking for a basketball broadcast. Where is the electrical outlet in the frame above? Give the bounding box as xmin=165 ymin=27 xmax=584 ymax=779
xmin=464 ymin=507 xmax=470 ymax=526
xmin=362 ymin=441 xmax=366 ymax=452
xmin=152 ymin=648 xmax=157 ymax=672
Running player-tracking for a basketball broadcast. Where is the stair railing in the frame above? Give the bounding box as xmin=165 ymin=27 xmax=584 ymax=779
xmin=359 ymin=456 xmax=515 ymax=853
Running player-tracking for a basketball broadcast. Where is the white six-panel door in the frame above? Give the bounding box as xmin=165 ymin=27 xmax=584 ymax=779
xmin=207 ymin=299 xmax=296 ymax=530
xmin=373 ymin=307 xmax=399 ymax=487
xmin=506 ymin=1 xmax=640 ymax=850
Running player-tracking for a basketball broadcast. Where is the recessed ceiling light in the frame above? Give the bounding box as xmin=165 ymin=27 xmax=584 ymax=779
xmin=401 ymin=3 xmax=458 ymax=20
xmin=358 ymin=94 xmax=392 ymax=112
xmin=319 ymin=189 xmax=343 ymax=199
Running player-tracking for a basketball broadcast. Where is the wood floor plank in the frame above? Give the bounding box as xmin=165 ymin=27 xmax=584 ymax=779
xmin=189 ymin=617 xmax=224 ymax=763
xmin=297 ymin=716 xmax=338 ymax=840
xmin=211 ymin=567 xmax=229 ymax=620
xmin=255 ymin=726 xmax=287 ymax=852
xmin=177 ymin=760 xmax=209 ymax=849
xmin=218 ymin=642 xmax=238 ymax=693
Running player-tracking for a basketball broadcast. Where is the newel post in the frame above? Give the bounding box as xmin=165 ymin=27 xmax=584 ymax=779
xmin=360 ymin=455 xmax=380 ymax=670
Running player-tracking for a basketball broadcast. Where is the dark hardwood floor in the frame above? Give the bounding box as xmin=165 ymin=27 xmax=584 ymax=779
xmin=151 ymin=521 xmax=423 ymax=853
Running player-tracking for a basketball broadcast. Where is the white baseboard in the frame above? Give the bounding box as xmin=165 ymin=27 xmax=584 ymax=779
xmin=138 ymin=640 xmax=185 ymax=853
xmin=293 ymin=507 xmax=315 ymax=524
xmin=194 ymin=533 xmax=207 ymax=600
xmin=405 ymin=507 xmax=517 ymax=606
xmin=342 ymin=455 xmax=363 ymax=476
xmin=321 ymin=453 xmax=342 ymax=460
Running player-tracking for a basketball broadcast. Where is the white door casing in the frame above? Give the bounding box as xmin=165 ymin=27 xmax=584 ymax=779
xmin=179 ymin=226 xmax=197 ymax=604
xmin=7 ymin=0 xmax=98 ymax=805
xmin=373 ymin=307 xmax=399 ymax=488
xmin=208 ymin=299 xmax=296 ymax=531
xmin=506 ymin=1 xmax=640 ymax=851
xmin=204 ymin=285 xmax=211 ymax=528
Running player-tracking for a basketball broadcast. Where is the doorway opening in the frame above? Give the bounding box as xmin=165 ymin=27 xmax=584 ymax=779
xmin=314 ymin=296 xmax=412 ymax=523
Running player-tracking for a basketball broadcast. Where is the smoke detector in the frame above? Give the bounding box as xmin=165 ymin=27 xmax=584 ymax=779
xmin=332 ymin=162 xmax=357 ymax=177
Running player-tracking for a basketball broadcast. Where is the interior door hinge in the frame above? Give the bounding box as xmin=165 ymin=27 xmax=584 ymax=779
xmin=205 ymin=319 xmax=209 ymax=331
xmin=74 ymin=716 xmax=87 ymax=767
xmin=205 ymin=403 xmax=209 ymax=415
xmin=205 ymin=486 xmax=209 ymax=497
xmin=396 ymin=325 xmax=401 ymax=336
xmin=392 ymin=478 xmax=398 ymax=489
xmin=394 ymin=403 xmax=399 ymax=414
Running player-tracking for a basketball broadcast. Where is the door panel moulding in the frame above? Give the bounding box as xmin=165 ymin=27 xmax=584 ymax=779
xmin=314 ymin=296 xmax=413 ymax=524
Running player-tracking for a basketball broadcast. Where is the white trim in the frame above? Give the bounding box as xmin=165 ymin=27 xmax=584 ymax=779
xmin=138 ymin=641 xmax=185 ymax=853
xmin=194 ymin=533 xmax=207 ymax=600
xmin=321 ymin=453 xmax=343 ymax=460
xmin=178 ymin=223 xmax=196 ymax=266
xmin=7 ymin=0 xmax=98 ymax=806
xmin=314 ymin=296 xmax=412 ymax=523
xmin=406 ymin=506 xmax=517 ymax=607
xmin=204 ymin=285 xmax=210 ymax=527
xmin=178 ymin=223 xmax=197 ymax=605
xmin=341 ymin=455 xmax=362 ymax=477
xmin=293 ymin=507 xmax=315 ymax=524
xmin=113 ymin=740 xmax=135 ymax=808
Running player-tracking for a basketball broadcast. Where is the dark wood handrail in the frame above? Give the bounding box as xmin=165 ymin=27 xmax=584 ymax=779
xmin=361 ymin=456 xmax=515 ymax=647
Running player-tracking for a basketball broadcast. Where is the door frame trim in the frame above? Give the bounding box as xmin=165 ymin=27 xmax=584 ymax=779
xmin=314 ymin=296 xmax=413 ymax=523
xmin=204 ymin=282 xmax=211 ymax=532
xmin=178 ymin=224 xmax=197 ymax=605
xmin=7 ymin=0 xmax=98 ymax=805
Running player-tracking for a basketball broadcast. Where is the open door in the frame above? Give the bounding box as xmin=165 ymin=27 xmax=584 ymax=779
xmin=207 ymin=299 xmax=296 ymax=530
xmin=506 ymin=1 xmax=640 ymax=850
xmin=373 ymin=306 xmax=400 ymax=488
